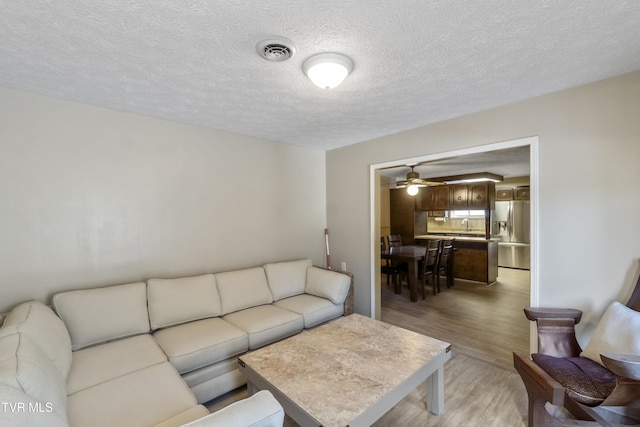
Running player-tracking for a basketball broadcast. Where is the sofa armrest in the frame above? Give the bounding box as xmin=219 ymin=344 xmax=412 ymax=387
xmin=341 ymin=271 xmax=354 ymax=316
xmin=180 ymin=390 xmax=284 ymax=427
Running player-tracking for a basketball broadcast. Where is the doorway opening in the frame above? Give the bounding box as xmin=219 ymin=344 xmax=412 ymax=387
xmin=369 ymin=136 xmax=539 ymax=359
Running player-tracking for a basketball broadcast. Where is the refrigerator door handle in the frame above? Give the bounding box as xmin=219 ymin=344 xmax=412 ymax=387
xmin=507 ymin=202 xmax=513 ymax=241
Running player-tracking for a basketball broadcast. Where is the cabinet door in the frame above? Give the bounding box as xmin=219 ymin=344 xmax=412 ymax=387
xmin=449 ymin=185 xmax=468 ymax=210
xmin=496 ymin=189 xmax=513 ymax=201
xmin=390 ymin=189 xmax=417 ymax=244
xmin=468 ymin=183 xmax=489 ymax=209
xmin=430 ymin=186 xmax=450 ymax=210
xmin=416 ymin=186 xmax=449 ymax=210
xmin=515 ymin=187 xmax=530 ymax=200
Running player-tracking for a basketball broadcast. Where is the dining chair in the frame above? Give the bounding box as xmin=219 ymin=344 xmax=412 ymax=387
xmin=434 ymin=239 xmax=454 ymax=293
xmin=386 ymin=235 xmax=408 ymax=290
xmin=419 ymin=239 xmax=441 ymax=298
xmin=380 ymin=237 xmax=398 ymax=288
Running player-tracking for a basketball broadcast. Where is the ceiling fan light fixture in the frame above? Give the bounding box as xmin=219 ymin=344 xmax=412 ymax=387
xmin=303 ymin=53 xmax=353 ymax=89
xmin=406 ymin=184 xmax=420 ymax=196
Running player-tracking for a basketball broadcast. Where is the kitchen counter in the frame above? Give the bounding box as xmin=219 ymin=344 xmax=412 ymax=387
xmin=415 ymin=234 xmax=501 ymax=243
xmin=415 ymin=235 xmax=498 ymax=284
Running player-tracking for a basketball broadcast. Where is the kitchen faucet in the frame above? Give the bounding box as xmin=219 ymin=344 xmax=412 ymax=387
xmin=461 ymin=218 xmax=470 ymax=231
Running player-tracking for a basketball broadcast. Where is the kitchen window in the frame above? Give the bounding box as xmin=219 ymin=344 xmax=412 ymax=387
xmin=450 ymin=210 xmax=485 ymax=218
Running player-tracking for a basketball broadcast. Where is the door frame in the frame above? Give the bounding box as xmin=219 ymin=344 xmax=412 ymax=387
xmin=369 ymin=136 xmax=539 ymax=350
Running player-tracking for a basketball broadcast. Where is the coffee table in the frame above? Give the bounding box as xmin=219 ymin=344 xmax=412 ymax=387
xmin=238 ymin=314 xmax=451 ymax=427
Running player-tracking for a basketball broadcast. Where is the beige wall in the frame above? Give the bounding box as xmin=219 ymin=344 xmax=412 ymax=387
xmin=0 ymin=88 xmax=327 ymax=313
xmin=327 ymin=71 xmax=640 ymax=336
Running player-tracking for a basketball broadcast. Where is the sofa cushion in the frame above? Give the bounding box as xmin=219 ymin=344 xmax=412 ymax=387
xmin=274 ymin=294 xmax=344 ymax=328
xmin=153 ymin=318 xmax=248 ymax=374
xmin=0 ymin=385 xmax=68 ymax=427
xmin=305 ymin=267 xmax=350 ymax=304
xmin=264 ymin=259 xmax=312 ymax=301
xmin=581 ymin=301 xmax=640 ymax=366
xmin=53 ymin=282 xmax=150 ymax=350
xmin=148 ymin=274 xmax=222 ymax=330
xmin=67 ymin=334 xmax=167 ymax=394
xmin=0 ymin=300 xmax=72 ymax=379
xmin=215 ymin=268 xmax=273 ymax=315
xmin=154 ymin=406 xmax=210 ymax=427
xmin=223 ymin=305 xmax=303 ymax=350
xmin=532 ymin=353 xmax=617 ymax=406
xmin=182 ymin=390 xmax=284 ymax=427
xmin=67 ymin=362 xmax=198 ymax=427
xmin=0 ymin=333 xmax=68 ymax=424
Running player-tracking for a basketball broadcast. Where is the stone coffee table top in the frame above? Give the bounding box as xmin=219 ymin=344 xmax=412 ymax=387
xmin=239 ymin=313 xmax=451 ymax=426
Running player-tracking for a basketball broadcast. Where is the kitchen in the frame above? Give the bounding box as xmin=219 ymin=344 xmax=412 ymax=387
xmin=378 ymin=145 xmax=531 ymax=369
xmin=380 ymin=147 xmax=531 ymax=287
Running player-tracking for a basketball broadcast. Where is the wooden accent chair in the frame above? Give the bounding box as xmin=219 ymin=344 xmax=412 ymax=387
xmin=514 ymin=275 xmax=640 ymax=426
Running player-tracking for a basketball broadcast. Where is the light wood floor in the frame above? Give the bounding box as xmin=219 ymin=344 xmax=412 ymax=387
xmin=381 ymin=267 xmax=531 ymax=371
xmin=207 ymin=268 xmax=532 ymax=426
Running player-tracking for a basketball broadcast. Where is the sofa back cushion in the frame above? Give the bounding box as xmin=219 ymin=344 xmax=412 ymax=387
xmin=305 ymin=267 xmax=351 ymax=304
xmin=264 ymin=259 xmax=312 ymax=301
xmin=52 ymin=282 xmax=150 ymax=350
xmin=147 ymin=274 xmax=222 ymax=330
xmin=0 ymin=333 xmax=68 ymax=426
xmin=0 ymin=301 xmax=72 ymax=379
xmin=215 ymin=268 xmax=273 ymax=315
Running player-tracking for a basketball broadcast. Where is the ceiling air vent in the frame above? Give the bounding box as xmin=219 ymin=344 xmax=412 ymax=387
xmin=256 ymin=37 xmax=297 ymax=62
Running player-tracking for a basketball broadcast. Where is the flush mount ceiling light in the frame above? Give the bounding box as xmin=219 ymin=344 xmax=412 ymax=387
xmin=302 ymin=53 xmax=353 ymax=89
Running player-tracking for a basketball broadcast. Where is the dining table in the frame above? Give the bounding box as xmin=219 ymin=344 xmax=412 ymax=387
xmin=381 ymin=245 xmax=426 ymax=302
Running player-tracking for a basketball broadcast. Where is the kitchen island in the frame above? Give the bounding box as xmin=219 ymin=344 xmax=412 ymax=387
xmin=415 ymin=235 xmax=500 ymax=285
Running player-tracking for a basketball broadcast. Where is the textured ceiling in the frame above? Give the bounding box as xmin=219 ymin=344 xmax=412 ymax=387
xmin=2 ymin=1 xmax=640 ymax=150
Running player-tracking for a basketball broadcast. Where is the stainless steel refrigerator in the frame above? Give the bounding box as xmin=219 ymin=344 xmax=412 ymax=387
xmin=493 ymin=200 xmax=530 ymax=269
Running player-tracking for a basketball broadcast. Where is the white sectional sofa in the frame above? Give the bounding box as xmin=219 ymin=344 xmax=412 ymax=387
xmin=0 ymin=259 xmax=353 ymax=426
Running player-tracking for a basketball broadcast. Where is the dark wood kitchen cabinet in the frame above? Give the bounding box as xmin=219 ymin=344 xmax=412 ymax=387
xmin=515 ymin=186 xmax=530 ymax=200
xmin=389 ymin=189 xmax=426 ymax=245
xmin=453 ymin=239 xmax=498 ymax=284
xmin=469 ymin=183 xmax=495 ymax=210
xmin=449 ymin=185 xmax=469 ymax=210
xmin=416 ymin=185 xmax=450 ymax=211
xmin=496 ymin=188 xmax=514 ymax=201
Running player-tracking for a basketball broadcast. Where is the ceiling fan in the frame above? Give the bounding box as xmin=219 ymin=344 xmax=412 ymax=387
xmin=395 ymin=165 xmax=443 ymax=194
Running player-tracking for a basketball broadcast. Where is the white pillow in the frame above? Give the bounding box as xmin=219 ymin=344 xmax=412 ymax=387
xmin=53 ymin=282 xmax=150 ymax=350
xmin=305 ymin=267 xmax=350 ymax=304
xmin=581 ymin=301 xmax=640 ymax=366
xmin=147 ymin=274 xmax=221 ymax=329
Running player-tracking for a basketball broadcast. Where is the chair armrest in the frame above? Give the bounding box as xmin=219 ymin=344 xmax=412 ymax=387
xmin=513 ymin=352 xmax=567 ymax=406
xmin=523 ymin=307 xmax=583 ymax=324
xmin=601 ymin=353 xmax=640 ymax=380
xmin=180 ymin=390 xmax=284 ymax=427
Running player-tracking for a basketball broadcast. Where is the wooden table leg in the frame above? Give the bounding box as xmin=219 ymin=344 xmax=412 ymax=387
xmin=409 ymin=259 xmax=418 ymax=302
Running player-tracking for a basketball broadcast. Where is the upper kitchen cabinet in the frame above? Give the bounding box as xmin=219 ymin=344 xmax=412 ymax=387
xmin=449 ymin=184 xmax=469 ymax=210
xmin=416 ymin=185 xmax=450 ymax=211
xmin=469 ymin=182 xmax=495 ymax=210
xmin=515 ymin=186 xmax=530 ymax=200
xmin=496 ymin=188 xmax=514 ymax=201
